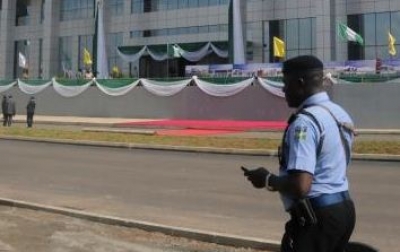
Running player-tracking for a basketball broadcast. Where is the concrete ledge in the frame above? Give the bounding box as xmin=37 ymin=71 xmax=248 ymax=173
xmin=0 ymin=198 xmax=280 ymax=251
xmin=82 ymin=127 xmax=156 ymax=135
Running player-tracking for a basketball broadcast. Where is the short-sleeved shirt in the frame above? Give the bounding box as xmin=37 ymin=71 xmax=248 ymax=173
xmin=279 ymin=92 xmax=354 ymax=210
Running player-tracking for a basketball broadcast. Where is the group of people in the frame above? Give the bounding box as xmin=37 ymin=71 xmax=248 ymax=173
xmin=2 ymin=95 xmax=36 ymax=127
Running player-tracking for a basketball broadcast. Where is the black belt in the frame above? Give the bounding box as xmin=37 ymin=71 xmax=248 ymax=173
xmin=309 ymin=191 xmax=351 ymax=208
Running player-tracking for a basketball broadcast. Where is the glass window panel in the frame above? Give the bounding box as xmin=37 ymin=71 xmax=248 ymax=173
xmin=199 ymin=26 xmax=208 ymax=33
xmin=188 ymin=0 xmax=198 ymax=8
xmin=178 ymin=0 xmax=188 ymax=9
xmin=364 ymin=46 xmax=376 ymax=60
xmin=60 ymin=0 xmax=94 ymax=21
xmin=363 ymin=13 xmax=376 ymax=46
xmin=131 ymin=30 xmax=142 ymax=38
xmin=209 ymin=0 xmax=219 ymax=6
xmin=168 ymin=0 xmax=178 ymax=9
xmin=59 ymin=36 xmax=72 ymax=74
xmin=391 ymin=11 xmax=400 ymax=39
xmin=286 ymin=19 xmax=298 ymax=50
xmin=182 ymin=27 xmax=190 ymax=35
xmin=107 ymin=33 xmax=123 ymax=73
xmin=298 ymin=49 xmax=312 ymax=55
xmin=81 ymin=0 xmax=88 ymax=9
xmin=219 ymin=24 xmax=228 ymax=32
xmin=198 ymin=0 xmax=208 ymax=7
xmin=189 ymin=26 xmax=199 ymax=34
xmin=167 ymin=28 xmax=176 ymax=35
xmin=88 ymin=0 xmax=94 ymax=8
xmin=376 ymin=45 xmax=389 ymax=59
xmin=159 ymin=29 xmax=168 ymax=36
xmin=286 ymin=50 xmax=298 ymax=59
xmin=156 ymin=0 xmax=167 ymax=10
xmin=209 ymin=25 xmax=218 ymax=33
xmin=299 ymin=18 xmax=312 ymax=49
xmin=376 ymin=12 xmax=390 ymax=46
xmin=110 ymin=0 xmax=124 ymax=16
xmin=131 ymin=0 xmax=143 ymax=13
xmin=311 ymin=18 xmax=316 ymax=49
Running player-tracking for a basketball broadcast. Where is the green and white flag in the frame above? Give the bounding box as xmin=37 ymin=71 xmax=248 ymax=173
xmin=338 ymin=23 xmax=364 ymax=45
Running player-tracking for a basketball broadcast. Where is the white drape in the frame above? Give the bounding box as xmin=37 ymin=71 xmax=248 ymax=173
xmin=52 ymin=78 xmax=93 ymax=97
xmin=117 ymin=46 xmax=147 ymax=62
xmin=0 ymin=81 xmax=16 ymax=93
xmin=210 ymin=43 xmax=229 ymax=58
xmin=17 ymin=79 xmax=53 ymax=95
xmin=147 ymin=47 xmax=169 ymax=61
xmin=179 ymin=43 xmax=211 ymax=62
xmin=192 ymin=76 xmax=254 ymax=97
xmin=95 ymin=79 xmax=140 ymax=96
xmin=5 ymin=75 xmax=384 ymax=98
xmin=117 ymin=42 xmax=228 ymax=63
xmin=257 ymin=77 xmax=285 ymax=97
xmin=140 ymin=78 xmax=192 ymax=96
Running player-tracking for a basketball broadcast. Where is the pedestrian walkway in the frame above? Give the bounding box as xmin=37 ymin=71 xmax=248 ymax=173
xmin=13 ymin=115 xmax=160 ymax=126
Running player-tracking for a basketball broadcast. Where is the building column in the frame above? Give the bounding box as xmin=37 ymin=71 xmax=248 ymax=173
xmin=315 ymin=0 xmax=348 ymax=62
xmin=42 ymin=0 xmax=59 ymax=79
xmin=230 ymin=0 xmax=246 ymax=64
xmin=334 ymin=0 xmax=348 ymax=61
xmin=0 ymin=0 xmax=16 ymax=78
xmin=315 ymin=0 xmax=334 ymax=61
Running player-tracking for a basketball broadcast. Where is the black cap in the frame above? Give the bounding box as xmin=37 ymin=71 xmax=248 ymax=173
xmin=282 ymin=55 xmax=323 ymax=74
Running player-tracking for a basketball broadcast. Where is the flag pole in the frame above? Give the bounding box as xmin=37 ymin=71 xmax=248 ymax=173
xmin=167 ymin=42 xmax=169 ymax=78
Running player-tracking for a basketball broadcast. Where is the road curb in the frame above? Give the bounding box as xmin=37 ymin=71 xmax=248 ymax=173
xmin=0 ymin=198 xmax=280 ymax=251
xmin=1 ymin=135 xmax=400 ymax=161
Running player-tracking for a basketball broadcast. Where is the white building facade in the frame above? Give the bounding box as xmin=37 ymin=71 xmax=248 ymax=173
xmin=0 ymin=0 xmax=399 ymax=79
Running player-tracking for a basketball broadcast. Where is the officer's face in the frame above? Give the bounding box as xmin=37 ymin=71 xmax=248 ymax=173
xmin=282 ymin=73 xmax=304 ymax=108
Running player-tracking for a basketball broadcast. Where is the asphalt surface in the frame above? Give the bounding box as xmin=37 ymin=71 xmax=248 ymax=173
xmin=0 ymin=115 xmax=399 ymax=251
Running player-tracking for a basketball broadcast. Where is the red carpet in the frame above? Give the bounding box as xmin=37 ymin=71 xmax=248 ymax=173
xmin=117 ymin=119 xmax=287 ymax=131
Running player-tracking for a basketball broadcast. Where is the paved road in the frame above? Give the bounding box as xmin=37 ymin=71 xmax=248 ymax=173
xmin=0 ymin=140 xmax=398 ymax=251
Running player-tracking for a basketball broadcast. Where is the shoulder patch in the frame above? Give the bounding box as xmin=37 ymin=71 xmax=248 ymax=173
xmin=294 ymin=125 xmax=307 ymax=140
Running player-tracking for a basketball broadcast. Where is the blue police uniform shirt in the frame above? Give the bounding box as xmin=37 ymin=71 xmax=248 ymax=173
xmin=279 ymin=92 xmax=354 ymax=210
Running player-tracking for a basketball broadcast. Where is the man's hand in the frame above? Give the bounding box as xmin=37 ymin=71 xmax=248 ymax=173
xmin=241 ymin=166 xmax=270 ymax=188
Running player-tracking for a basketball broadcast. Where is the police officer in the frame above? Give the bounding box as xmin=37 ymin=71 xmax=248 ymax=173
xmin=243 ymin=55 xmax=356 ymax=252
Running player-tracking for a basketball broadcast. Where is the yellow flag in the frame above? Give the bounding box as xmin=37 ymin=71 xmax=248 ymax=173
xmin=273 ymin=36 xmax=285 ymax=58
xmin=83 ymin=48 xmax=93 ymax=65
xmin=389 ymin=32 xmax=396 ymax=56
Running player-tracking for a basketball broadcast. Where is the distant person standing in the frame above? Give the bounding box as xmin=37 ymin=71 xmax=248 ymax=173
xmin=26 ymin=96 xmax=36 ymax=128
xmin=6 ymin=95 xmax=16 ymax=127
xmin=1 ymin=95 xmax=8 ymax=126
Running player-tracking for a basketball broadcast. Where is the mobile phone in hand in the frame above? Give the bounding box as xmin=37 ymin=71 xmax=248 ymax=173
xmin=241 ymin=166 xmax=249 ymax=176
